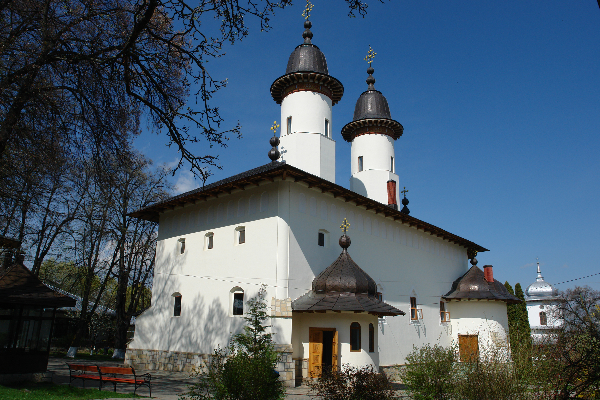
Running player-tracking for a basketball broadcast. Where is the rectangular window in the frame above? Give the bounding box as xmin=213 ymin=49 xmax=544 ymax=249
xmin=318 ymin=232 xmax=325 ymax=247
xmin=440 ymin=301 xmax=450 ymax=322
xmin=178 ymin=238 xmax=185 ymax=254
xmin=368 ymin=323 xmax=375 ymax=353
xmin=287 ymin=116 xmax=292 ymax=135
xmin=207 ymin=234 xmax=213 ymax=249
xmin=174 ymin=296 xmax=182 ymax=317
xmin=358 ymin=156 xmax=363 ymax=172
xmin=390 ymin=156 xmax=394 ymax=173
xmin=350 ymin=322 xmax=361 ymax=352
xmin=233 ymin=293 xmax=244 ymax=316
xmin=324 ymin=119 xmax=330 ymax=138
xmin=410 ymin=297 xmax=418 ymax=320
xmin=377 ymin=292 xmax=383 ymax=302
xmin=238 ymin=228 xmax=245 ymax=244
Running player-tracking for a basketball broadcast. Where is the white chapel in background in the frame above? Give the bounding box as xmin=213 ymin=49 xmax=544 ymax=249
xmin=525 ymin=260 xmax=562 ymax=344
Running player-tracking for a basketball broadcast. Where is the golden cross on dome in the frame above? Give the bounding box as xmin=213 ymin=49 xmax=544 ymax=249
xmin=364 ymin=45 xmax=377 ymax=66
xmin=340 ymin=218 xmax=350 ymax=235
xmin=401 ymin=186 xmax=408 ymax=196
xmin=302 ymin=0 xmax=314 ymax=20
xmin=270 ymin=121 xmax=280 ymax=135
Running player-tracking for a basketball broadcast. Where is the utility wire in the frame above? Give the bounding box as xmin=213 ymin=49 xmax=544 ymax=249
xmin=554 ymin=271 xmax=600 ymax=286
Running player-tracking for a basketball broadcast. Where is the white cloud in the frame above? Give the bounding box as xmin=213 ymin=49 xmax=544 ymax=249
xmin=174 ymin=171 xmax=200 ymax=194
xmin=520 ymin=262 xmax=536 ymax=269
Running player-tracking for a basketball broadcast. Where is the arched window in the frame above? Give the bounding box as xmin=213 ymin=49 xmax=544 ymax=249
xmin=231 ymin=287 xmax=244 ymax=316
xmin=350 ymin=322 xmax=361 ymax=352
xmin=173 ymin=293 xmax=182 ymax=317
xmin=539 ymin=311 xmax=547 ymax=326
xmin=369 ymin=323 xmax=375 ymax=353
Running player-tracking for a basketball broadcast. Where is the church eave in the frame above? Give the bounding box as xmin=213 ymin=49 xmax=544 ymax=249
xmin=129 ymin=162 xmax=489 ymax=253
xmin=270 ymin=71 xmax=344 ymax=105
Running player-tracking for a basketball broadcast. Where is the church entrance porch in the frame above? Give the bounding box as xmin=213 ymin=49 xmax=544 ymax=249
xmin=308 ymin=327 xmax=338 ymax=377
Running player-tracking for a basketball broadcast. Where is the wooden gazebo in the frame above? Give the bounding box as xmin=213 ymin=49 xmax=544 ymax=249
xmin=0 ymin=237 xmax=76 ymax=374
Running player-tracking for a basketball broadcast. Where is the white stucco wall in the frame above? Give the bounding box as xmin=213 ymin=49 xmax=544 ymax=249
xmin=279 ymin=91 xmax=335 ymax=183
xmin=447 ymin=300 xmax=510 ymax=358
xmin=526 ymin=299 xmax=562 ymax=344
xmin=130 ymin=183 xmax=290 ymax=353
xmin=350 ymin=133 xmax=399 ymax=204
xmin=292 ymin=312 xmax=379 ymax=371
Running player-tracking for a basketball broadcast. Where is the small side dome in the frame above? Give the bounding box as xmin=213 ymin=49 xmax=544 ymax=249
xmin=353 ymin=90 xmax=392 ymax=121
xmin=526 ymin=262 xmax=559 ymax=299
xmin=286 ymin=44 xmax=328 ymax=75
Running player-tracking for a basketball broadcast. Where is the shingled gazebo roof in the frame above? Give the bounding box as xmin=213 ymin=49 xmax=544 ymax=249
xmin=292 ymin=234 xmax=405 ymax=317
xmin=0 ymin=263 xmax=76 ymax=308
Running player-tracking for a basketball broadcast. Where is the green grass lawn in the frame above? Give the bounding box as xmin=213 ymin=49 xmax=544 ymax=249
xmin=0 ymin=383 xmax=141 ymax=399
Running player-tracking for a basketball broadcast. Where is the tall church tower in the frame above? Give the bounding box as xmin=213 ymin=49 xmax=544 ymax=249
xmin=270 ymin=16 xmax=343 ymax=183
xmin=341 ymin=60 xmax=403 ymax=205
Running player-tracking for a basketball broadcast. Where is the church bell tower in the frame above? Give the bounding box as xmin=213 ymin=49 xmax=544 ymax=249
xmin=341 ymin=52 xmax=404 ymax=205
xmin=270 ymin=9 xmax=343 ymax=183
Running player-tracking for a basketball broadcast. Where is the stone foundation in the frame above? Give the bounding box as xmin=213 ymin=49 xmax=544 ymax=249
xmin=125 ymin=349 xmax=209 ymax=373
xmin=125 ymin=346 xmax=296 ymax=387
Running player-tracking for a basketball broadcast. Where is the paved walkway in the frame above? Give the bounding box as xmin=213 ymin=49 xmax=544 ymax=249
xmin=47 ymin=357 xmax=408 ymax=399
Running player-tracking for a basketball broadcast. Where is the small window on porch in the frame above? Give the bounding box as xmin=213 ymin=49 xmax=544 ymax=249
xmin=350 ymin=322 xmax=361 ymax=352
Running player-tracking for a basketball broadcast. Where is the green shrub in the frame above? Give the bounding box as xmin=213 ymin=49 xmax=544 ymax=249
xmin=309 ymin=364 xmax=395 ymax=400
xmin=401 ymin=344 xmax=456 ymax=400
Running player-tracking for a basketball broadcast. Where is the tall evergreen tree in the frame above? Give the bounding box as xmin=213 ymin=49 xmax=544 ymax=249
xmin=504 ymin=281 xmax=519 ymax=349
xmin=514 ymin=283 xmax=531 ymax=347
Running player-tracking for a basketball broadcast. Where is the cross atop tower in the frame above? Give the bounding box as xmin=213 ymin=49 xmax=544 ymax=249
xmin=401 ymin=187 xmax=409 ymax=198
xmin=364 ymin=45 xmax=377 ymax=65
xmin=302 ymin=0 xmax=314 ymax=20
xmin=340 ymin=218 xmax=351 ymax=235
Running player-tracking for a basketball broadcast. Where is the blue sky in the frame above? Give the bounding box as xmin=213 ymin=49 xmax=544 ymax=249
xmin=135 ymin=1 xmax=600 ymax=292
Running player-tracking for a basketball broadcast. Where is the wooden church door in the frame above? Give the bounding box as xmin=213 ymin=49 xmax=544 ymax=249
xmin=309 ymin=327 xmax=337 ymax=377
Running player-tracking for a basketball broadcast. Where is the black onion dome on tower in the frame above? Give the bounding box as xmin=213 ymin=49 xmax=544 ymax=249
xmin=341 ymin=66 xmax=403 ymax=142
xmin=270 ymin=20 xmax=344 ymax=105
xmin=292 ymin=232 xmax=405 ymax=316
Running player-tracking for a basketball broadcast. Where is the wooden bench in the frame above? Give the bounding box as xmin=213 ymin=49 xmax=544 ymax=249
xmin=98 ymin=365 xmax=151 ymax=397
xmin=66 ymin=363 xmax=151 ymax=396
xmin=67 ymin=363 xmax=102 ymax=390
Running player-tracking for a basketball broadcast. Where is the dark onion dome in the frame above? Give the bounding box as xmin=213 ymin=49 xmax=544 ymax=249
xmin=443 ymin=265 xmax=522 ymax=304
xmin=292 ymin=234 xmax=405 ymax=316
xmin=341 ymin=66 xmax=403 ymax=142
xmin=270 ymin=20 xmax=343 ymax=105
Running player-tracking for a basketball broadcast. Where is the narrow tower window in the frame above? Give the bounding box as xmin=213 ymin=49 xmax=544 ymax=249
xmin=173 ymin=293 xmax=182 ymax=317
xmin=369 ymin=323 xmax=375 ymax=353
xmin=350 ymin=322 xmax=361 ymax=352
xmin=324 ymin=119 xmax=330 ymax=138
xmin=287 ymin=116 xmax=292 ymax=135
xmin=539 ymin=311 xmax=547 ymax=326
xmin=318 ymin=232 xmax=325 ymax=247
xmin=178 ymin=238 xmax=185 ymax=254
xmin=205 ymin=232 xmax=214 ymax=250
xmin=235 ymin=226 xmax=245 ymax=245
xmin=390 ymin=156 xmax=394 ymax=173
xmin=358 ymin=156 xmax=363 ymax=172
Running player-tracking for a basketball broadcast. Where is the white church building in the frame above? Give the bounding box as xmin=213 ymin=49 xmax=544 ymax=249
xmin=125 ymin=17 xmax=520 ymax=385
xmin=525 ymin=261 xmax=562 ymax=344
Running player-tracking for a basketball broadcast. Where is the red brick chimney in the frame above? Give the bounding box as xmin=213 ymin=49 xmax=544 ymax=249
xmin=387 ymin=180 xmax=398 ymax=210
xmin=483 ymin=265 xmax=494 ymax=283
